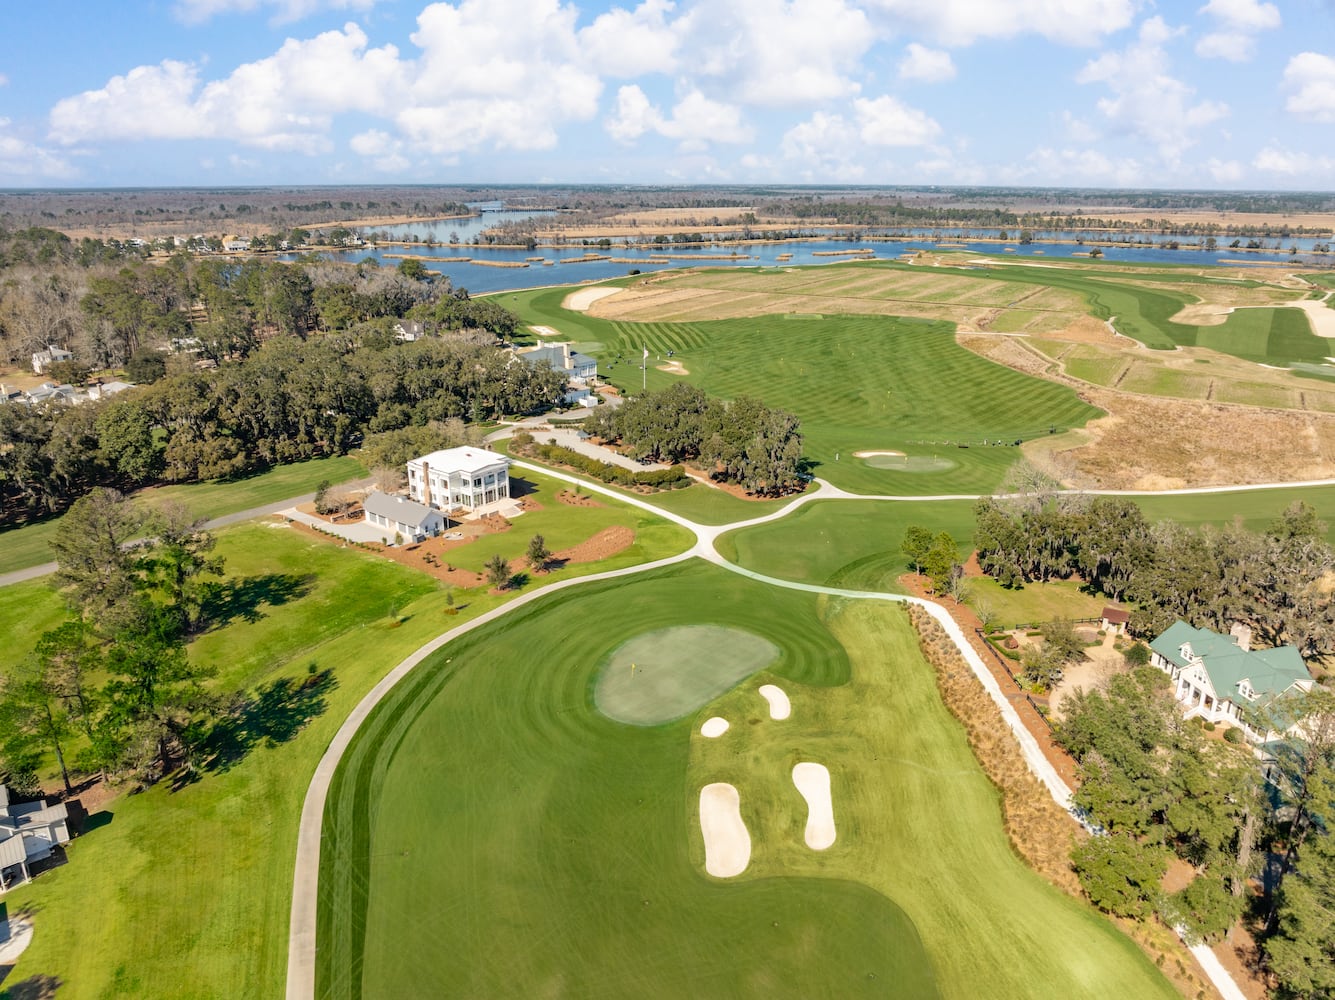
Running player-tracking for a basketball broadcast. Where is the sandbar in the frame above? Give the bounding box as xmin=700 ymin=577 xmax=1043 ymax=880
xmin=699 ymin=783 xmax=750 ymax=877
xmin=562 ymin=286 xmax=622 ymax=312
xmin=701 ymin=716 xmax=729 ymax=738
xmin=792 ymin=762 xmax=836 ymax=850
xmin=758 ymin=684 xmax=790 ymax=720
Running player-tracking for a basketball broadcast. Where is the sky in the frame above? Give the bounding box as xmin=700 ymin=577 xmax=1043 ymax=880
xmin=1 ymin=0 xmax=1334 ymax=191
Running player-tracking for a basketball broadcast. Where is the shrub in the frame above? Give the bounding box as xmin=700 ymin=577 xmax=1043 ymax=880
xmin=1222 ymin=727 xmax=1244 ymax=744
xmin=1124 ymin=642 xmax=1150 ymax=666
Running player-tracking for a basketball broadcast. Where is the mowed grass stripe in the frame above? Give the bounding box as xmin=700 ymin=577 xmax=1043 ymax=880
xmin=318 ymin=562 xmax=1175 ymax=999
xmin=592 ymin=312 xmax=1101 ymax=494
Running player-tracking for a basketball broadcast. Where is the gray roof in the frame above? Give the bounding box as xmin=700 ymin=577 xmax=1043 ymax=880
xmin=363 ymin=491 xmax=438 ymax=527
xmin=570 ymin=351 xmax=597 ymax=369
xmin=523 ymin=346 xmax=567 ymax=369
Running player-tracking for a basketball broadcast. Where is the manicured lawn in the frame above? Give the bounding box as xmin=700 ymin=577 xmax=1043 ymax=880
xmin=717 ymin=498 xmax=977 ymax=589
xmin=0 ymin=493 xmax=691 ymax=999
xmin=511 ymin=283 xmax=1102 ymax=496
xmin=1134 ymin=484 xmax=1335 ymax=544
xmin=691 ymin=597 xmax=1176 ymax=999
xmin=964 ymin=576 xmax=1108 ymax=629
xmin=639 ymin=481 xmax=800 ymax=525
xmin=0 ymin=454 xmax=366 ymax=575
xmin=317 ymin=562 xmax=1174 ymax=999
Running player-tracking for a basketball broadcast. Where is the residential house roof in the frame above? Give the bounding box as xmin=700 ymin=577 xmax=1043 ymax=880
xmin=411 ymin=447 xmax=509 ymax=475
xmin=363 ymin=491 xmax=438 ymax=527
xmin=1150 ymin=621 xmax=1312 ymax=703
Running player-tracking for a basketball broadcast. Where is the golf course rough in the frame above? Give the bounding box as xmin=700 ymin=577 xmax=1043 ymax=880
xmin=595 ymin=624 xmax=780 ymax=725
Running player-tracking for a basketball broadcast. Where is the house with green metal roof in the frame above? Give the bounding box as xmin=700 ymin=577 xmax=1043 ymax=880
xmin=1149 ymin=621 xmax=1315 ymax=742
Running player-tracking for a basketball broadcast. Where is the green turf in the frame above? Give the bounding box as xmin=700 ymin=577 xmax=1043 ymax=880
xmin=315 ymin=562 xmax=1174 ymax=999
xmin=0 ymin=454 xmax=366 ymax=575
xmin=512 ymin=286 xmax=1102 ymax=495
xmin=964 ymin=576 xmax=1107 ymax=629
xmin=717 ymin=499 xmax=977 ymax=590
xmin=691 ymin=597 xmax=1176 ymax=999
xmin=595 ymin=624 xmax=780 ymax=724
xmin=0 ymin=491 xmax=691 ymax=999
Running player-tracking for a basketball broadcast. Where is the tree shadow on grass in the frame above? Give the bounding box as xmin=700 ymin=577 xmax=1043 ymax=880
xmin=198 ymin=572 xmax=314 ymax=629
xmin=0 ymin=975 xmax=61 ymax=1000
xmin=188 ymin=667 xmax=337 ymax=782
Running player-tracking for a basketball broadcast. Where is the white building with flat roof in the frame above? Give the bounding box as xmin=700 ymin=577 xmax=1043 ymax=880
xmin=406 ymin=447 xmax=510 ymax=513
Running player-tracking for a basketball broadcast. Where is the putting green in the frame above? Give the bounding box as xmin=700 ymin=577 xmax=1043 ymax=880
xmin=861 ymin=453 xmax=958 ymax=472
xmin=596 ymin=625 xmax=780 ymax=725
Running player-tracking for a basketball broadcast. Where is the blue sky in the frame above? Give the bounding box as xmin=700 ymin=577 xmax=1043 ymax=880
xmin=2 ymin=0 xmax=1334 ymax=190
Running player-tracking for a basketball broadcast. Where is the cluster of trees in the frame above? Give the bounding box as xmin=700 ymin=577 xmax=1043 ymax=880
xmin=584 ymin=383 xmax=805 ymax=495
xmin=0 ymin=334 xmax=566 ymax=523
xmin=0 ymin=490 xmax=224 ymax=790
xmin=1060 ymin=669 xmax=1261 ymax=938
xmin=1060 ymin=671 xmax=1335 ymax=994
xmin=973 ymin=494 xmax=1335 ymax=654
xmin=900 ymin=526 xmax=963 ymax=595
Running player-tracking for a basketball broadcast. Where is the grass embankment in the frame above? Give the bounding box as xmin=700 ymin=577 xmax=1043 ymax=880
xmin=0 ymin=454 xmax=366 ymax=576
xmin=317 ymin=562 xmax=1174 ymax=999
xmin=511 ymin=286 xmax=1101 ymax=496
xmin=0 ymin=490 xmax=691 ymax=998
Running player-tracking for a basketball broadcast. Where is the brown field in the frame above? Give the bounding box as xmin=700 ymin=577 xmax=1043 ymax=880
xmin=1075 ymin=208 xmax=1335 ymax=232
xmin=589 ymin=265 xmax=1094 ymax=336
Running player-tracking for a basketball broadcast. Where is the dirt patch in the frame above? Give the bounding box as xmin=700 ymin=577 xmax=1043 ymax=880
xmin=548 ymin=525 xmax=634 ymax=565
xmin=556 ymin=489 xmax=603 ymax=507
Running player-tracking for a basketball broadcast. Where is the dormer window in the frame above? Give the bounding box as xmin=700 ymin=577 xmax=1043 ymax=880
xmin=1179 ymin=642 xmax=1194 ymax=661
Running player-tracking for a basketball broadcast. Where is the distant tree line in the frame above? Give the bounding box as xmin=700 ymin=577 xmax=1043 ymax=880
xmin=973 ymin=494 xmax=1335 ymax=655
xmin=584 ymin=382 xmax=805 ymax=495
xmin=0 ymin=334 xmax=565 ymax=525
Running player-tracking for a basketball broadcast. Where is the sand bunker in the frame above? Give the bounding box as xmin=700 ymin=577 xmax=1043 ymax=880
xmin=852 ymin=449 xmax=905 ymax=458
xmin=792 ymin=762 xmax=837 ymax=850
xmin=657 ymin=360 xmax=689 ymax=375
xmin=699 ymin=783 xmax=751 ymax=877
xmin=529 ymin=324 xmax=563 ymax=338
xmin=758 ymin=684 xmax=790 ymax=720
xmin=701 ymin=716 xmax=729 ymax=738
xmin=562 ymin=286 xmax=622 ymax=312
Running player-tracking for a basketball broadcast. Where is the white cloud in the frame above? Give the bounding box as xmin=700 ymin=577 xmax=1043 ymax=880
xmin=684 ymin=0 xmax=872 ymax=107
xmin=400 ymin=0 xmax=602 ymax=153
xmin=780 ymin=113 xmax=866 ymax=180
xmin=1198 ymin=0 xmax=1279 ymax=31
xmin=1206 ymin=157 xmax=1244 ymax=183
xmin=1061 ymin=110 xmax=1099 ymax=142
xmin=1195 ymin=0 xmax=1279 ymax=61
xmin=1283 ymin=52 xmax=1335 ymax=123
xmin=1253 ymin=146 xmax=1335 ymax=175
xmin=899 ymin=43 xmax=955 ymax=82
xmin=579 ymin=0 xmax=682 ymax=77
xmin=1077 ymin=17 xmax=1228 ymax=159
xmin=1020 ymin=146 xmax=1144 ymax=186
xmin=350 ymin=128 xmax=410 ymax=171
xmin=0 ymin=118 xmax=78 ymax=180
xmin=0 ymin=73 xmax=8 ymax=87
xmin=49 ymin=23 xmax=405 ymax=151
xmin=174 ymin=0 xmax=381 ymax=25
xmin=865 ymin=0 xmax=1135 ymax=46
xmin=854 ymin=95 xmax=942 ymax=146
xmin=605 ymin=85 xmax=751 ymax=150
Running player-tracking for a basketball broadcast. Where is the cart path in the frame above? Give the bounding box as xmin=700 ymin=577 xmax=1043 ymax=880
xmin=287 ymin=456 xmax=1246 ymax=1000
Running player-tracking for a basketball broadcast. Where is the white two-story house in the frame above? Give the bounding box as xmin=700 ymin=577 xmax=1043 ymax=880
xmin=406 ymin=447 xmax=511 ymax=514
xmin=1149 ymin=621 xmax=1314 ymax=742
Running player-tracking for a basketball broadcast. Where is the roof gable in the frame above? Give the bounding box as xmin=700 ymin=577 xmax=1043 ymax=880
xmin=1151 ymin=621 xmax=1312 ymax=701
xmin=363 ymin=491 xmax=438 ymax=527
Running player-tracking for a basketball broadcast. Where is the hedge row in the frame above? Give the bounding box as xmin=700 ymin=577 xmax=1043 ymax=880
xmin=518 ymin=439 xmax=690 ymax=490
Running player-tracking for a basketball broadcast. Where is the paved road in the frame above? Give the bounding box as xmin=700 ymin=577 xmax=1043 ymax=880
xmin=286 ymin=456 xmax=1248 ymax=1000
xmin=0 ymin=479 xmax=373 ymax=590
